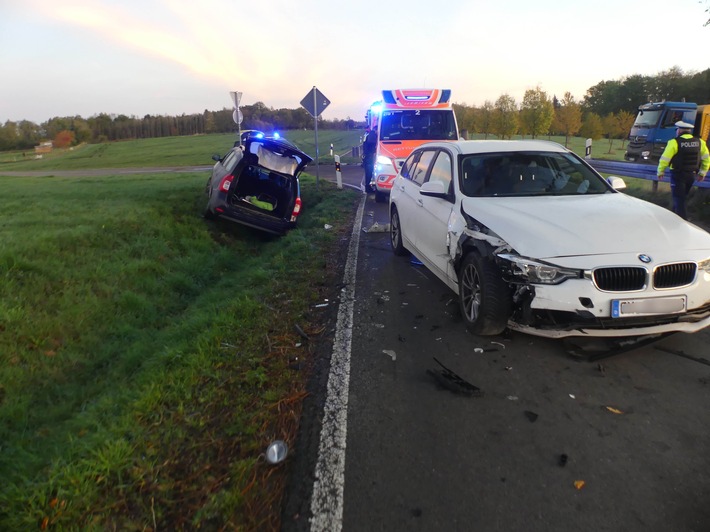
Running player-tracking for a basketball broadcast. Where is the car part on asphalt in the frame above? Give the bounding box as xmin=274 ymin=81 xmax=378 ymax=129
xmin=427 ymin=357 xmax=483 ymax=397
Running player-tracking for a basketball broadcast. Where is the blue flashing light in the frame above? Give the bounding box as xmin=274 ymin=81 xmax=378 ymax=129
xmin=273 ymin=132 xmax=280 ymax=139
xmin=255 ymin=132 xmax=264 ymax=139
xmin=371 ymin=103 xmax=383 ymax=115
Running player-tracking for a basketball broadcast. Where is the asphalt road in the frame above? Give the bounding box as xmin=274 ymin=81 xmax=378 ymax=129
xmin=285 ymin=164 xmax=710 ymax=532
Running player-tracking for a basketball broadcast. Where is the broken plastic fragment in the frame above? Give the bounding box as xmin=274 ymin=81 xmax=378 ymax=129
xmin=605 ymin=406 xmax=624 ymax=414
xmin=524 ymin=410 xmax=538 ymax=422
xmin=427 ymin=357 xmax=483 ymax=397
xmin=474 ymin=348 xmax=484 ymax=353
xmin=506 ymin=395 xmax=519 ymax=401
xmin=265 ymin=440 xmax=288 ymax=465
xmin=324 ymin=224 xmax=333 ymax=230
xmin=569 ymin=394 xmax=576 ymax=399
xmin=410 ymin=256 xmax=424 ymax=266
xmin=574 ymin=480 xmax=585 ymax=490
xmin=491 ymin=341 xmax=506 ymax=349
xmin=364 ymin=221 xmax=390 ymax=233
xmin=559 ymin=454 xmax=568 ymax=467
xmin=383 ymin=350 xmax=396 ymax=361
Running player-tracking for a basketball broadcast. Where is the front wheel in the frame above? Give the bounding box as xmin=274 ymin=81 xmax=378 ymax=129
xmin=390 ymin=207 xmax=408 ymax=256
xmin=458 ymin=252 xmax=511 ymax=336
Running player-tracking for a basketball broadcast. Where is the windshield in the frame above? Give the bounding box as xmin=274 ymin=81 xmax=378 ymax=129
xmin=379 ymin=110 xmax=457 ymax=141
xmin=459 ymin=151 xmax=612 ymax=197
xmin=632 ymin=110 xmax=662 ymax=127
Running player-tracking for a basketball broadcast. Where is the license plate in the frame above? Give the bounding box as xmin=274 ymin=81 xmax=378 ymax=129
xmin=611 ymin=296 xmax=687 ymax=318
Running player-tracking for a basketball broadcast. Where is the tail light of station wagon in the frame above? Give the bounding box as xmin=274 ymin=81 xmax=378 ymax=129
xmin=219 ymin=174 xmax=234 ymax=192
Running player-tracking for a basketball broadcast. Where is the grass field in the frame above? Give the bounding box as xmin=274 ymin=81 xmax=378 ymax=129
xmin=0 ymin=130 xmax=366 ymax=172
xmin=0 ymin=165 xmax=361 ymax=529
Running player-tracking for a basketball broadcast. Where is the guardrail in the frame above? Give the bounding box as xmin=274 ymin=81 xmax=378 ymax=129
xmin=586 ymin=158 xmax=710 ymax=189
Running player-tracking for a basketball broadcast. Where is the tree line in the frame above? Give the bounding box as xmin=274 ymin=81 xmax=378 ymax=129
xmin=453 ymin=67 xmax=710 ymax=149
xmin=1 ymin=67 xmax=708 ymax=152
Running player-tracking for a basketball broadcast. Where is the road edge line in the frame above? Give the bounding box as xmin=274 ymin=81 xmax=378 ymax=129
xmin=308 ymin=194 xmax=366 ymax=531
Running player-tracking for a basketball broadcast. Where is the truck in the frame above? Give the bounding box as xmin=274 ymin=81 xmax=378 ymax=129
xmin=365 ymin=89 xmax=459 ymax=202
xmin=624 ymin=101 xmax=710 ymax=164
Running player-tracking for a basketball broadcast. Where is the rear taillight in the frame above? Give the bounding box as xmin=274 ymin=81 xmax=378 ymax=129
xmin=290 ymin=197 xmax=302 ymax=222
xmin=219 ymin=174 xmax=234 ymax=192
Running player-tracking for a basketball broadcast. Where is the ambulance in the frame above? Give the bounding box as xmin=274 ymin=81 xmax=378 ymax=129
xmin=365 ymin=89 xmax=459 ymax=202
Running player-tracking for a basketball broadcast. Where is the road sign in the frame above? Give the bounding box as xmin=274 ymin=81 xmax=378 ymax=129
xmin=300 ymin=87 xmax=331 ymax=118
xmin=232 ymin=108 xmax=243 ymax=125
xmin=230 ymin=91 xmax=242 ymax=107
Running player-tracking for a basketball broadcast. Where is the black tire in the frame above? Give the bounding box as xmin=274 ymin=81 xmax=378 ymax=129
xmin=390 ymin=207 xmax=408 ymax=256
xmin=375 ymin=190 xmax=387 ymax=203
xmin=458 ymin=252 xmax=511 ymax=336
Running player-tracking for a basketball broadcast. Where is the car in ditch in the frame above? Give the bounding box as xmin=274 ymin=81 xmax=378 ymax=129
xmin=204 ymin=135 xmax=313 ymax=235
xmin=388 ymin=139 xmax=710 ymax=341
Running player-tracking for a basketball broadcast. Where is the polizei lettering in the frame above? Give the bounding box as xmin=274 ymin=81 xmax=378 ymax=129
xmin=680 ymin=140 xmax=700 ymax=149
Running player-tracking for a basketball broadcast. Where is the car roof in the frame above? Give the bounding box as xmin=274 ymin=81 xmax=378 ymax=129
xmin=417 ymin=139 xmax=570 ymax=155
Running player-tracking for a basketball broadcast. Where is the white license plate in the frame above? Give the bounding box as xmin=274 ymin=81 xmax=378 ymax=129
xmin=611 ymin=296 xmax=687 ymax=318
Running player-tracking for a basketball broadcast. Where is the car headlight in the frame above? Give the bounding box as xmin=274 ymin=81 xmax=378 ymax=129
xmin=499 ymin=254 xmax=581 ymax=285
xmin=376 ymin=155 xmax=392 ymax=165
xmin=698 ymin=258 xmax=710 ymax=273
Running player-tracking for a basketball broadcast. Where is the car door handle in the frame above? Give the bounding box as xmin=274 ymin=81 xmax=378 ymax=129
xmin=416 ymin=199 xmax=424 ymax=207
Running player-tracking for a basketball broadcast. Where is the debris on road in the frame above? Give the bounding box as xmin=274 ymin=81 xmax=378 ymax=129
xmin=605 ymin=406 xmax=624 ymax=415
xmin=574 ymin=480 xmax=586 ymax=490
xmin=558 ymin=454 xmax=568 ymax=467
xmin=427 ymin=357 xmax=483 ymax=397
xmin=383 ymin=350 xmax=396 ymax=361
xmin=524 ymin=410 xmax=538 ymax=423
xmin=363 ymin=221 xmax=390 ymax=233
xmin=410 ymin=256 xmax=424 ymax=266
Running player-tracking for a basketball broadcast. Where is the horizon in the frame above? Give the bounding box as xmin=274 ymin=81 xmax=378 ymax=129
xmin=1 ymin=0 xmax=708 ymax=125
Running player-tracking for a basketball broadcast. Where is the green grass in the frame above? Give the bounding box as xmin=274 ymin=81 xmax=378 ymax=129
xmin=0 ymin=130 xmax=366 ymax=172
xmin=0 ymin=169 xmax=361 ymax=529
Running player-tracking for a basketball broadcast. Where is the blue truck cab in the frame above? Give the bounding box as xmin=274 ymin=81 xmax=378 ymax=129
xmin=624 ymin=101 xmax=697 ymax=164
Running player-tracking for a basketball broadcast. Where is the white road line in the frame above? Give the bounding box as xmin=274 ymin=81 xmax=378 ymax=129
xmin=309 ymin=194 xmax=366 ymax=532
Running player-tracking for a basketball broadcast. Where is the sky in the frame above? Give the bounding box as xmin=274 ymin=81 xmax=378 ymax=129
xmin=1 ymin=0 xmax=708 ymax=125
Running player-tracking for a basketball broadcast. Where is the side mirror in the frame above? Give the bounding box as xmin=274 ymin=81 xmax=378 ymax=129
xmin=606 ymin=176 xmax=627 ymax=190
xmin=420 ymin=180 xmax=448 ymax=198
xmin=212 ymin=154 xmax=221 ymax=162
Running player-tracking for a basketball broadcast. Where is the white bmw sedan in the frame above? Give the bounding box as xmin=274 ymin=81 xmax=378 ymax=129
xmin=389 ymin=140 xmax=710 ymax=339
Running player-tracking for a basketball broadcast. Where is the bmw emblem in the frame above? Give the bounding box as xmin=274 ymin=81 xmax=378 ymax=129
xmin=638 ymin=254 xmax=652 ymax=264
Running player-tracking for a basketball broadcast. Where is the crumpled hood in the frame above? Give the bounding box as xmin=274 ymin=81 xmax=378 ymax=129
xmin=460 ymin=193 xmax=710 ymax=259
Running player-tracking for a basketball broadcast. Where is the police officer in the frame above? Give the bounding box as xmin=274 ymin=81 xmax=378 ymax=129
xmin=657 ymin=120 xmax=710 ymax=220
xmin=362 ymin=126 xmax=378 ymax=193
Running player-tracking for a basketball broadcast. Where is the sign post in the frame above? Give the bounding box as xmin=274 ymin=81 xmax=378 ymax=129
xmin=300 ymin=86 xmax=331 ymax=187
